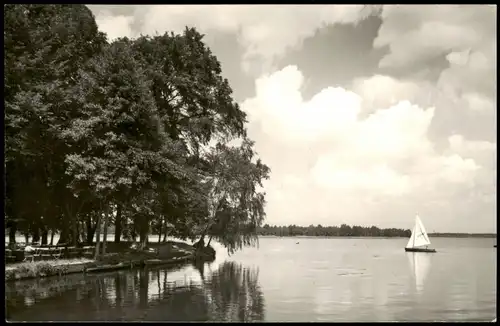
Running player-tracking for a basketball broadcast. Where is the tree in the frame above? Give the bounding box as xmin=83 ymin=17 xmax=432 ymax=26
xmin=4 ymin=4 xmax=107 ymax=244
xmin=131 ymin=28 xmax=247 ymax=147
xmin=200 ymin=138 xmax=270 ymax=254
xmin=62 ymin=38 xmax=171 ymax=254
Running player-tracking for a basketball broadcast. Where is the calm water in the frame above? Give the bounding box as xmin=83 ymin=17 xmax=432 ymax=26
xmin=5 ymin=237 xmax=497 ymax=322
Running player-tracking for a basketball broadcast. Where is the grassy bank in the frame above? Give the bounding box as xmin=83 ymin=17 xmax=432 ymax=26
xmin=5 ymin=241 xmax=215 ymax=282
xmin=5 ymin=259 xmax=93 ymax=281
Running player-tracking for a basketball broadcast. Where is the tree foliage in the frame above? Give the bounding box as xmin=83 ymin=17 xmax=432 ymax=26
xmin=4 ymin=5 xmax=270 ymax=256
xmin=202 ymin=139 xmax=270 ymax=254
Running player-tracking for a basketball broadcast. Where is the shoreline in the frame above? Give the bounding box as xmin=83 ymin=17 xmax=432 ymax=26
xmin=257 ymin=234 xmax=497 ymax=239
xmin=5 ymin=241 xmax=215 ymax=282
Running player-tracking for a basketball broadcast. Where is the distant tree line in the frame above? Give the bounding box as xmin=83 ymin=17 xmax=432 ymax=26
xmin=257 ymin=224 xmax=411 ymax=237
xmin=257 ymin=225 xmax=497 ymax=238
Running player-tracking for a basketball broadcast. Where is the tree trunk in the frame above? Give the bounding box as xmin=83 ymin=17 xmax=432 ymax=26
xmin=76 ymin=221 xmax=82 ymax=245
xmin=102 ymin=208 xmax=110 ymax=256
xmin=86 ymin=215 xmax=96 ymax=244
xmin=114 ymin=204 xmax=123 ymax=243
xmin=50 ymin=231 xmax=55 ymax=246
xmin=162 ymin=224 xmax=167 ymax=242
xmin=65 ymin=201 xmax=85 ymax=247
xmin=41 ymin=229 xmax=48 ymax=245
xmin=139 ymin=232 xmax=148 ymax=250
xmin=32 ymin=227 xmax=40 ymax=243
xmin=8 ymin=223 xmax=16 ymax=244
xmin=195 ymin=235 xmax=205 ymax=249
xmin=158 ymin=219 xmax=163 ymax=243
xmin=194 ymin=260 xmax=205 ymax=281
xmin=207 ymin=235 xmax=213 ymax=247
xmin=139 ymin=220 xmax=149 ymax=250
xmin=58 ymin=227 xmax=69 ymax=245
xmin=94 ymin=214 xmax=102 ymax=260
xmin=131 ymin=227 xmax=137 ymax=243
xmin=71 ymin=212 xmax=78 ymax=247
xmin=79 ymin=221 xmax=87 ymax=245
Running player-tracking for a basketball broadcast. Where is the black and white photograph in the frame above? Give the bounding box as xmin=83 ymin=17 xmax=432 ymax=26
xmin=4 ymin=4 xmax=497 ymax=322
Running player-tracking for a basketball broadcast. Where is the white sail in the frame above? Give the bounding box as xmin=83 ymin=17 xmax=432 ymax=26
xmin=406 ymin=225 xmax=417 ymax=248
xmin=416 ymin=216 xmax=431 ymax=245
xmin=406 ymin=215 xmax=432 ymax=249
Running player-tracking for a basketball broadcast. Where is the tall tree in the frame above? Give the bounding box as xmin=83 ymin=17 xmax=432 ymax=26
xmin=5 ymin=4 xmax=107 ymax=243
xmin=62 ymin=39 xmax=165 ymax=254
xmin=201 ymin=139 xmax=270 ymax=254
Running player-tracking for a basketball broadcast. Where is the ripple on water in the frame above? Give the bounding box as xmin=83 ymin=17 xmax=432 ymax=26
xmin=335 ymin=267 xmax=367 ymax=277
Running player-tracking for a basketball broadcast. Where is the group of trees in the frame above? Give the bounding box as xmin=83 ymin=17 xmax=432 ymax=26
xmin=257 ymin=224 xmax=412 ymax=238
xmin=5 ymin=5 xmax=270 ymax=257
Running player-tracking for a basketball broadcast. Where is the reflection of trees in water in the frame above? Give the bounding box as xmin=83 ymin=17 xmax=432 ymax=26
xmin=142 ymin=262 xmax=265 ymax=321
xmin=6 ymin=262 xmax=265 ymax=322
xmin=202 ymin=262 xmax=265 ymax=321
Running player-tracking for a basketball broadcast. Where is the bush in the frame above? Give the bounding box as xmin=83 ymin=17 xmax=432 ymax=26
xmin=5 ymin=261 xmax=73 ymax=281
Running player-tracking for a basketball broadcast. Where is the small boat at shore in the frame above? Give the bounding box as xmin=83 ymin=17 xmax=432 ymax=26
xmin=405 ymin=215 xmax=436 ymax=253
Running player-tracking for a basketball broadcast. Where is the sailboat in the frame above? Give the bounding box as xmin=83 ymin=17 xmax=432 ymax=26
xmin=405 ymin=215 xmax=436 ymax=253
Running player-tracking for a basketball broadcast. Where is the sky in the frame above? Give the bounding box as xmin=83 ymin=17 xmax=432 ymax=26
xmin=88 ymin=5 xmax=497 ymax=233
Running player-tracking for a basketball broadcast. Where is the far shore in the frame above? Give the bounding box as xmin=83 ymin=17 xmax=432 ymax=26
xmin=257 ymin=234 xmax=497 ymax=239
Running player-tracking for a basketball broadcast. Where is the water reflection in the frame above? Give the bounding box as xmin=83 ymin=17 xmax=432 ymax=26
xmin=204 ymin=262 xmax=265 ymax=321
xmin=406 ymin=252 xmax=432 ymax=293
xmin=6 ymin=262 xmax=265 ymax=322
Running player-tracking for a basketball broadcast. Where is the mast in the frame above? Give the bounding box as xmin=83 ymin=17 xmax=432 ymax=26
xmin=413 ymin=216 xmax=417 ymax=248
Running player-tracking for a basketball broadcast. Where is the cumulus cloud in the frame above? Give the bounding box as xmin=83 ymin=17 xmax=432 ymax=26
xmin=374 ymin=5 xmax=496 ymax=113
xmin=90 ymin=5 xmax=379 ymax=75
xmin=242 ymin=66 xmax=494 ymax=231
xmin=352 ymin=75 xmax=435 ymax=114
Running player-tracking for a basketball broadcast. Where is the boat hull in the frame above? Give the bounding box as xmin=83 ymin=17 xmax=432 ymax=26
xmin=405 ymin=247 xmax=436 ymax=253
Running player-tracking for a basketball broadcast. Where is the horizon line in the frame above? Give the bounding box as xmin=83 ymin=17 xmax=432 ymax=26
xmin=259 ymin=224 xmax=496 ymax=235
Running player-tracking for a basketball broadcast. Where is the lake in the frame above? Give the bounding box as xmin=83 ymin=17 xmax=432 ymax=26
xmin=5 ymin=236 xmax=497 ymax=322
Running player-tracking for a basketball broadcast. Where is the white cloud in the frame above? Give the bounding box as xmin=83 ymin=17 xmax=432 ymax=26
xmin=245 ymin=66 xmax=361 ymax=143
xmin=374 ymin=5 xmax=496 ymax=113
xmin=448 ymin=135 xmax=496 ymax=158
xmin=90 ymin=5 xmax=378 ymax=74
xmin=352 ymin=75 xmax=436 ymax=113
xmin=94 ymin=12 xmax=134 ymax=41
xmin=242 ymin=66 xmax=494 ymax=231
